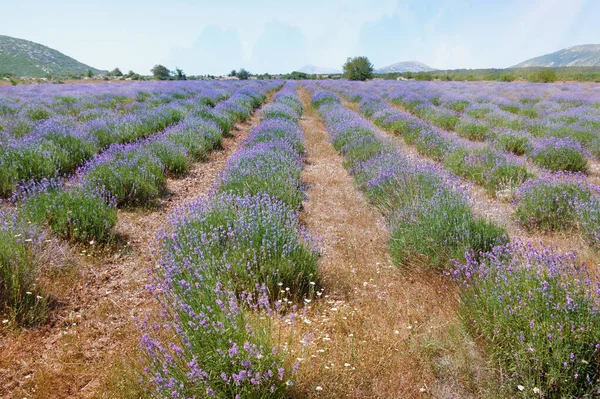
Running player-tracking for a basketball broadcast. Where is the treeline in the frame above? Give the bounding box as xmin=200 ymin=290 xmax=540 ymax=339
xmin=378 ymin=66 xmax=600 ymax=83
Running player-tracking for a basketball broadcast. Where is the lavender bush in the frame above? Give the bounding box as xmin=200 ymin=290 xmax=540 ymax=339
xmin=444 ymin=148 xmax=531 ymax=195
xmin=453 ymin=242 xmax=600 ymax=397
xmin=494 ymin=129 xmax=533 ymax=156
xmin=19 ymin=180 xmax=117 ymax=244
xmin=0 ymin=213 xmax=47 ymax=326
xmin=530 ymin=137 xmax=588 ymax=173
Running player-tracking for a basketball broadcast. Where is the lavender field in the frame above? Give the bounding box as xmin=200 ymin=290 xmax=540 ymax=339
xmin=1 ymin=79 xmax=600 ymax=398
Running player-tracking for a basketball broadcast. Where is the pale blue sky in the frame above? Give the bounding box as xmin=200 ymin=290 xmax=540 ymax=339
xmin=3 ymin=0 xmax=599 ymax=74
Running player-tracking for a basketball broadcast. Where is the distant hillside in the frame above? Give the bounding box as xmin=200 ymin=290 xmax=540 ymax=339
xmin=375 ymin=61 xmax=435 ymax=74
xmin=513 ymin=44 xmax=600 ymax=68
xmin=0 ymin=35 xmax=106 ymax=76
xmin=298 ymin=64 xmax=341 ymax=74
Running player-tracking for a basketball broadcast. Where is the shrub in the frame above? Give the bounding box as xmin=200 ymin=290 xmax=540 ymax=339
xmin=165 ymin=118 xmax=223 ymax=160
xmin=147 ymin=140 xmax=189 ymax=176
xmin=43 ymin=131 xmax=96 ymax=175
xmin=413 ymin=129 xmax=454 ymax=161
xmin=83 ymin=148 xmax=166 ymax=207
xmin=389 ymin=190 xmax=507 ymax=269
xmin=0 ymin=158 xmax=18 ymax=198
xmin=311 ymin=91 xmax=340 ymax=107
xmin=21 ymin=185 xmax=117 ymax=243
xmin=454 ymin=118 xmax=491 ymax=141
xmin=444 ymin=148 xmax=531 ymax=195
xmin=220 ymin=141 xmax=303 ymax=209
xmin=453 ymin=242 xmax=600 ymax=398
xmin=514 ymin=176 xmax=592 ymax=231
xmin=494 ymin=129 xmax=533 ymax=156
xmin=353 ymin=154 xmax=507 ymax=269
xmin=530 ymin=138 xmax=588 ymax=173
xmin=141 ymin=280 xmax=295 ymax=398
xmin=342 ymin=56 xmax=374 ymax=81
xmin=499 ymin=74 xmax=516 ymax=82
xmin=0 ymin=221 xmax=46 ymax=326
xmin=340 ymin=134 xmax=392 ymax=169
xmin=528 ymin=69 xmax=558 ymax=83
xmin=260 ymin=103 xmax=300 ymax=122
xmin=447 ymin=100 xmax=470 ymax=113
xmin=244 ymin=118 xmax=304 ymax=154
xmin=514 ymin=175 xmax=600 ymax=245
xmin=163 ymin=193 xmax=319 ymax=297
xmin=416 ymin=106 xmax=460 ymax=130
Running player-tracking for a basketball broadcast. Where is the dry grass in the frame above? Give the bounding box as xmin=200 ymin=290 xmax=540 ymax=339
xmin=287 ymin=87 xmax=487 ymax=398
xmin=0 ymin=97 xmax=272 ymax=398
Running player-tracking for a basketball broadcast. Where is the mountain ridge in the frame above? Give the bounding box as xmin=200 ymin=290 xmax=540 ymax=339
xmin=0 ymin=35 xmax=106 ymax=76
xmin=513 ymin=44 xmax=600 ymax=68
xmin=375 ymin=61 xmax=435 ymax=74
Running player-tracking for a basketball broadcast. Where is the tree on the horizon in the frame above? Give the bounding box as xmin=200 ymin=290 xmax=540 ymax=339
xmin=151 ymin=64 xmax=171 ymax=80
xmin=229 ymin=69 xmax=237 ymax=77
xmin=86 ymin=69 xmax=93 ymax=78
xmin=237 ymin=68 xmax=250 ymax=80
xmin=342 ymin=56 xmax=374 ymax=81
xmin=174 ymin=67 xmax=186 ymax=80
xmin=108 ymin=67 xmax=123 ymax=77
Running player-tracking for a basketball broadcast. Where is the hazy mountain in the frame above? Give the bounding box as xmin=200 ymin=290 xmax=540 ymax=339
xmin=375 ymin=61 xmax=435 ymax=74
xmin=513 ymin=44 xmax=600 ymax=68
xmin=0 ymin=35 xmax=106 ymax=76
xmin=297 ymin=64 xmax=342 ymax=74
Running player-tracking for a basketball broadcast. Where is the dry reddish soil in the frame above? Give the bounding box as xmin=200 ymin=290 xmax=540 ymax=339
xmin=0 ymin=97 xmax=271 ymax=399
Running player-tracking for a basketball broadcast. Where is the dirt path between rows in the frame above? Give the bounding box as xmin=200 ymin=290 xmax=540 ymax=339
xmin=0 ymin=96 xmax=272 ymax=399
xmin=292 ymin=86 xmax=477 ymax=398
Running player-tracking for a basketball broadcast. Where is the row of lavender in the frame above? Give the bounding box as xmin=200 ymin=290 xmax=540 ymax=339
xmin=310 ymin=84 xmax=600 ymax=397
xmin=389 ymin=83 xmax=592 ymax=174
xmin=0 ymin=81 xmax=227 ymax=140
xmin=321 ymin=80 xmax=532 ymax=195
xmin=141 ymin=82 xmax=320 ymax=398
xmin=1 ymin=81 xmax=278 ymax=327
xmin=307 ymin=84 xmax=505 ymax=273
xmin=0 ymin=81 xmax=239 ymax=198
xmin=369 ymin=81 xmax=596 ymax=173
xmin=326 ymin=81 xmax=600 ymax=249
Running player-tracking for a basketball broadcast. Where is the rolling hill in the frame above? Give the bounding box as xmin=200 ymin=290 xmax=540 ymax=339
xmin=0 ymin=35 xmax=106 ymax=77
xmin=513 ymin=44 xmax=600 ymax=68
xmin=375 ymin=61 xmax=435 ymax=74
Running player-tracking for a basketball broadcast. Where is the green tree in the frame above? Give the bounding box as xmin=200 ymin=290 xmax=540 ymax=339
xmin=151 ymin=65 xmax=171 ymax=80
xmin=86 ymin=69 xmax=93 ymax=78
xmin=237 ymin=68 xmax=250 ymax=80
xmin=174 ymin=67 xmax=186 ymax=80
xmin=229 ymin=69 xmax=237 ymax=77
xmin=342 ymin=56 xmax=374 ymax=81
xmin=109 ymin=68 xmax=123 ymax=77
xmin=537 ymin=69 xmax=557 ymax=83
xmin=500 ymin=73 xmax=516 ymax=82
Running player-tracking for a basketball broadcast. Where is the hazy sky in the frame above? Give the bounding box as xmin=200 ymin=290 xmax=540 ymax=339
xmin=3 ymin=0 xmax=599 ymax=75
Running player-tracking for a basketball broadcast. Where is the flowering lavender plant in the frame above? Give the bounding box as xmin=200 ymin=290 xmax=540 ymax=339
xmin=530 ymin=137 xmax=588 ymax=173
xmin=453 ymin=242 xmax=600 ymax=397
xmin=0 ymin=212 xmax=47 ymax=326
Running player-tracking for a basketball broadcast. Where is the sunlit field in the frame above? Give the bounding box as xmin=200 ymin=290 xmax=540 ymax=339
xmin=1 ymin=79 xmax=599 ymax=398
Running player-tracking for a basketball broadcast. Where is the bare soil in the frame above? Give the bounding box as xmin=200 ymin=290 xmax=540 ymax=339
xmin=0 ymin=100 xmax=269 ymax=398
